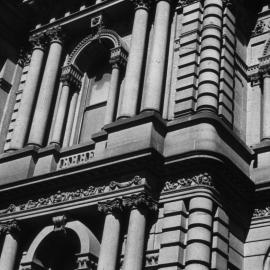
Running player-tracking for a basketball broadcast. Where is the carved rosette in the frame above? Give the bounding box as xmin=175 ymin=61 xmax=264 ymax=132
xmin=29 ymin=33 xmax=46 ymax=50
xmin=98 ymin=198 xmax=123 ymax=215
xmin=47 ymin=26 xmax=64 ymax=44
xmin=0 ymin=220 xmax=20 ymax=235
xmin=252 ymin=20 xmax=266 ymax=37
xmin=131 ymin=0 xmax=153 ymax=10
xmin=60 ymin=64 xmax=83 ymax=89
xmin=123 ymin=192 xmax=158 ymax=212
xmin=110 ymin=47 xmax=128 ymax=69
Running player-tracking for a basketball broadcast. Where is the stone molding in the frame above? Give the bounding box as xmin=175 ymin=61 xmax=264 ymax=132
xmin=60 ymin=64 xmax=83 ymax=89
xmin=0 ymin=220 xmax=20 ymax=235
xmin=178 ymin=0 xmax=200 ymax=8
xmin=131 ymin=0 xmax=153 ymax=10
xmin=162 ymin=172 xmax=213 ymax=193
xmin=98 ymin=198 xmax=123 ymax=214
xmin=123 ymin=192 xmax=158 ymax=212
xmin=0 ymin=176 xmax=146 ymax=216
xmin=76 ymin=254 xmax=97 ymax=270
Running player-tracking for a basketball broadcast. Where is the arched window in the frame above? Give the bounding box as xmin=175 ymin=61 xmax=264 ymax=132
xmin=55 ymin=29 xmax=128 ymax=147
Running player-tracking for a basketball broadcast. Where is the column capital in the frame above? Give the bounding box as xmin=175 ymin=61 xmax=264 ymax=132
xmin=0 ymin=220 xmax=21 ymax=235
xmin=131 ymin=0 xmax=153 ymax=10
xmin=178 ymin=0 xmax=200 ymax=8
xmin=123 ymin=192 xmax=158 ymax=212
xmin=29 ymin=33 xmax=46 ymax=50
xmin=46 ymin=26 xmax=65 ymax=44
xmin=98 ymin=198 xmax=123 ymax=215
xmin=60 ymin=64 xmax=83 ymax=89
xmin=110 ymin=47 xmax=128 ymax=68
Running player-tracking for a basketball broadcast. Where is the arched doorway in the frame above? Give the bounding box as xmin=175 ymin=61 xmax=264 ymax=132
xmin=20 ymin=220 xmax=100 ymax=270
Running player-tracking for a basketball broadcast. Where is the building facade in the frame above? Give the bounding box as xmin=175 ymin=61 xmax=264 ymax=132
xmin=0 ymin=0 xmax=270 ymax=269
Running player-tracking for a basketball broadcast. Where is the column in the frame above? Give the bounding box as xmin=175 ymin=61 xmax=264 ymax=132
xmin=185 ymin=197 xmax=213 ymax=270
xmin=122 ymin=193 xmax=157 ymax=270
xmin=50 ymin=65 xmax=82 ymax=146
xmin=141 ymin=0 xmax=172 ymax=113
xmin=27 ymin=26 xmax=64 ymax=147
xmin=9 ymin=34 xmax=46 ymax=150
xmin=261 ymin=72 xmax=270 ymax=141
xmin=196 ymin=0 xmax=223 ymax=112
xmin=0 ymin=220 xmax=20 ymax=270
xmin=117 ymin=0 xmax=152 ymax=119
xmin=62 ymin=90 xmax=79 ymax=147
xmin=97 ymin=199 xmax=123 ymax=270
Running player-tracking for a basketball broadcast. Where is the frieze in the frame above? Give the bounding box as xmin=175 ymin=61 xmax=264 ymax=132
xmin=162 ymin=172 xmax=213 ymax=193
xmin=253 ymin=207 xmax=270 ymax=218
xmin=0 ymin=176 xmax=145 ymax=216
xmin=57 ymin=150 xmax=95 ymax=170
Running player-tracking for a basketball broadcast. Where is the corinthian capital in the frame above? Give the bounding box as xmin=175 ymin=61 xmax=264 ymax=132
xmin=0 ymin=220 xmax=20 ymax=235
xmin=131 ymin=0 xmax=153 ymax=10
xmin=98 ymin=198 xmax=123 ymax=215
xmin=123 ymin=192 xmax=158 ymax=212
xmin=47 ymin=26 xmax=64 ymax=44
xmin=29 ymin=33 xmax=46 ymax=50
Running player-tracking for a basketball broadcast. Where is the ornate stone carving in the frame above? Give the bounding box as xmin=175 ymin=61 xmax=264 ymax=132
xmin=52 ymin=215 xmax=67 ymax=232
xmin=29 ymin=33 xmax=46 ymax=50
xmin=98 ymin=198 xmax=123 ymax=214
xmin=259 ymin=55 xmax=270 ymax=75
xmin=77 ymin=255 xmax=97 ymax=270
xmin=162 ymin=172 xmax=213 ymax=192
xmin=0 ymin=220 xmax=20 ymax=235
xmin=47 ymin=26 xmax=64 ymax=43
xmin=131 ymin=0 xmax=153 ymax=10
xmin=145 ymin=253 xmax=159 ymax=266
xmin=253 ymin=207 xmax=270 ymax=218
xmin=110 ymin=46 xmax=128 ymax=68
xmin=0 ymin=176 xmax=145 ymax=216
xmin=17 ymin=49 xmax=31 ymax=67
xmin=252 ymin=20 xmax=266 ymax=36
xmin=178 ymin=0 xmax=200 ymax=8
xmin=60 ymin=64 xmax=83 ymax=89
xmin=123 ymin=192 xmax=158 ymax=212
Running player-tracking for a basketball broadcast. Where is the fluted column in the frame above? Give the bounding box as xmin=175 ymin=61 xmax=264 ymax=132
xmin=117 ymin=0 xmax=152 ymax=119
xmin=141 ymin=0 xmax=172 ymax=113
xmin=27 ymin=27 xmax=64 ymax=147
xmin=261 ymin=72 xmax=270 ymax=141
xmin=97 ymin=199 xmax=123 ymax=270
xmin=9 ymin=34 xmax=46 ymax=150
xmin=197 ymin=0 xmax=223 ymax=112
xmin=50 ymin=65 xmax=82 ymax=146
xmin=122 ymin=193 xmax=157 ymax=270
xmin=185 ymin=197 xmax=214 ymax=270
xmin=0 ymin=220 xmax=20 ymax=270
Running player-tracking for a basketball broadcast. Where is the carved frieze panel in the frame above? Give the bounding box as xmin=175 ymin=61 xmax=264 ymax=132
xmin=161 ymin=172 xmax=213 ymax=193
xmin=0 ymin=176 xmax=146 ymax=216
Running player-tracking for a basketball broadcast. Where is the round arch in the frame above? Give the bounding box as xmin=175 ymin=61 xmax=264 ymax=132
xmin=20 ymin=220 xmax=100 ymax=268
xmin=67 ymin=28 xmax=128 ymax=66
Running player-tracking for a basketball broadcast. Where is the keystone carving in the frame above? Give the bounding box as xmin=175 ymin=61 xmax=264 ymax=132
xmin=52 ymin=215 xmax=67 ymax=232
